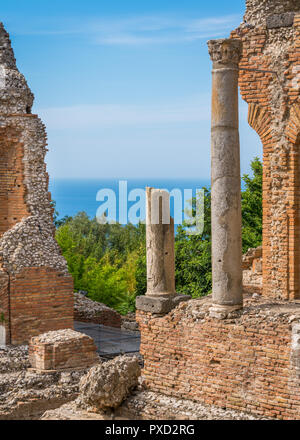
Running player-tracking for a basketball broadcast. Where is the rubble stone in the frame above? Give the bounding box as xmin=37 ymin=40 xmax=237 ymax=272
xmin=0 ymin=345 xmax=88 ymax=420
xmin=77 ymin=355 xmax=141 ymax=411
xmin=74 ymin=292 xmax=121 ymax=328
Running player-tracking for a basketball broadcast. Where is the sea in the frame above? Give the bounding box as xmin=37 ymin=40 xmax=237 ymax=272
xmin=49 ymin=178 xmax=211 ymax=227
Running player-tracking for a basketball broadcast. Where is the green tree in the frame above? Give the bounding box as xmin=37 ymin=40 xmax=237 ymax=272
xmin=175 ymin=157 xmax=263 ymax=298
xmin=241 ymin=157 xmax=263 ymax=252
xmin=175 ymin=188 xmax=212 ymax=298
xmin=55 ymin=215 xmax=146 ymax=314
xmin=51 ymin=200 xmax=72 ymax=228
xmin=134 ymin=248 xmax=147 ymax=297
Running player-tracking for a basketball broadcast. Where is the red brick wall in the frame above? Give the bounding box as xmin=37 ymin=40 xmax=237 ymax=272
xmin=137 ymin=303 xmax=300 ymax=420
xmin=0 ymin=124 xmax=29 ymax=236
xmin=231 ymin=14 xmax=300 ymax=299
xmin=9 ymin=267 xmax=74 ymax=345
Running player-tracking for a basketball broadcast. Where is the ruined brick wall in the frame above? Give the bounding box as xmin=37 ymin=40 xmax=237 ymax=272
xmin=231 ymin=2 xmax=300 ymax=299
xmin=74 ymin=293 xmax=122 ymax=329
xmin=0 ymin=23 xmax=74 ymax=345
xmin=137 ymin=297 xmax=300 ymax=420
xmin=10 ymin=268 xmax=74 ymax=345
xmin=137 ymin=1 xmax=300 ymax=421
xmin=0 ymin=124 xmax=29 ymax=235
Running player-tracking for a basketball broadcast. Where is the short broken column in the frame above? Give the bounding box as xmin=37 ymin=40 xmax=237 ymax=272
xmin=207 ymin=38 xmax=243 ymax=319
xmin=136 ymin=187 xmax=190 ymax=314
xmin=145 ymin=187 xmax=176 ymax=298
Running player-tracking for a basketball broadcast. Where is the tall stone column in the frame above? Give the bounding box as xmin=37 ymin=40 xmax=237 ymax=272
xmin=207 ymin=38 xmax=243 ymax=319
xmin=145 ymin=187 xmax=176 ymax=297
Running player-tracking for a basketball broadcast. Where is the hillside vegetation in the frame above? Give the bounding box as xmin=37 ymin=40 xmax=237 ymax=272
xmin=55 ymin=157 xmax=262 ymax=314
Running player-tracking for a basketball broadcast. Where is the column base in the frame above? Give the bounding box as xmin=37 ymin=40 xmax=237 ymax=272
xmin=136 ymin=294 xmax=191 ymax=315
xmin=209 ymin=304 xmax=243 ymax=320
xmin=145 ymin=291 xmax=176 ymax=298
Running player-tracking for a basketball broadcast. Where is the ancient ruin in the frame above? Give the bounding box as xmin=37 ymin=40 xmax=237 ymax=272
xmin=135 ymin=0 xmax=300 ymax=420
xmin=1 ymin=0 xmax=300 ymax=422
xmin=236 ymin=0 xmax=300 ymax=301
xmin=0 ymin=23 xmax=74 ymax=345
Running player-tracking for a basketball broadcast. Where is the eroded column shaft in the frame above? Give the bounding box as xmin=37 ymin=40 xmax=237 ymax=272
xmin=146 ymin=187 xmax=176 ymax=297
xmin=208 ymin=39 xmax=243 ymax=314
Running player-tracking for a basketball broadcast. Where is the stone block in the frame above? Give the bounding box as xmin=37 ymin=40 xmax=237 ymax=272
xmin=136 ymin=294 xmax=191 ymax=314
xmin=172 ymin=294 xmax=192 ymax=307
xmin=29 ymin=329 xmax=99 ymax=372
xmin=266 ymin=13 xmax=295 ymax=29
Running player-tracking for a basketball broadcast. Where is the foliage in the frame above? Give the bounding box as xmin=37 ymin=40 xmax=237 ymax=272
xmin=175 ymin=157 xmax=263 ymax=299
xmin=51 ymin=200 xmax=72 ymax=228
xmin=134 ymin=249 xmax=147 ymax=298
xmin=241 ymin=157 xmax=263 ymax=253
xmin=55 ymin=214 xmax=146 ymax=315
xmin=175 ymin=188 xmax=212 ymax=298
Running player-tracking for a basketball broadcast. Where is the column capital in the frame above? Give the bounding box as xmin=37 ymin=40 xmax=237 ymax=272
xmin=207 ymin=38 xmax=242 ymax=67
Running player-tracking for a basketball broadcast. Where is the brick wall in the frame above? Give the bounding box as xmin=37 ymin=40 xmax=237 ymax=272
xmin=137 ymin=297 xmax=300 ymax=419
xmin=0 ymin=124 xmax=29 ymax=236
xmin=0 ymin=23 xmax=76 ymax=345
xmin=231 ymin=14 xmax=300 ymax=299
xmin=0 ymin=115 xmax=75 ymax=346
xmin=9 ymin=267 xmax=74 ymax=345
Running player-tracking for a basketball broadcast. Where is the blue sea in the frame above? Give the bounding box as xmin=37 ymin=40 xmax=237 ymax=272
xmin=49 ymin=178 xmax=211 ymax=226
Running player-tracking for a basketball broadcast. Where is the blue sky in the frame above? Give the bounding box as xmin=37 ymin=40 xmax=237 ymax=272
xmin=1 ymin=0 xmax=261 ymax=179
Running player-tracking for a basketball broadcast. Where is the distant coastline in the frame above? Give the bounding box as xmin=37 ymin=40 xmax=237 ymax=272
xmin=49 ymin=178 xmax=211 ymax=223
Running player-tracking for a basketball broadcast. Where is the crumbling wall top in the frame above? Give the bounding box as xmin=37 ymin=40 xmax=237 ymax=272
xmin=0 ymin=22 xmax=34 ymax=114
xmin=244 ymin=0 xmax=300 ymax=26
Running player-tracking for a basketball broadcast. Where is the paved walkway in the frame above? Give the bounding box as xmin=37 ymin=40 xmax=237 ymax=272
xmin=74 ymin=321 xmax=140 ymax=356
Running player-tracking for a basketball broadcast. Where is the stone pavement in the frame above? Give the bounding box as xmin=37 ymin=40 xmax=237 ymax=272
xmin=74 ymin=321 xmax=140 ymax=357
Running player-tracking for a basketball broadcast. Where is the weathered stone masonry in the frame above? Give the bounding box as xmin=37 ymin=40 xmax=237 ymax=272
xmin=234 ymin=0 xmax=300 ymax=300
xmin=137 ymin=296 xmax=300 ymax=420
xmin=0 ymin=23 xmax=74 ymax=345
xmin=137 ymin=1 xmax=300 ymax=420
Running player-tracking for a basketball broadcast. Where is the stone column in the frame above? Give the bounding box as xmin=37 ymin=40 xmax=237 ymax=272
xmin=207 ymin=38 xmax=243 ymax=319
xmin=145 ymin=187 xmax=176 ymax=297
xmin=136 ymin=187 xmax=190 ymax=314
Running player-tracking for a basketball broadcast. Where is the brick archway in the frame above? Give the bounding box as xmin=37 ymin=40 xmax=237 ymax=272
xmin=231 ymin=14 xmax=300 ymax=299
